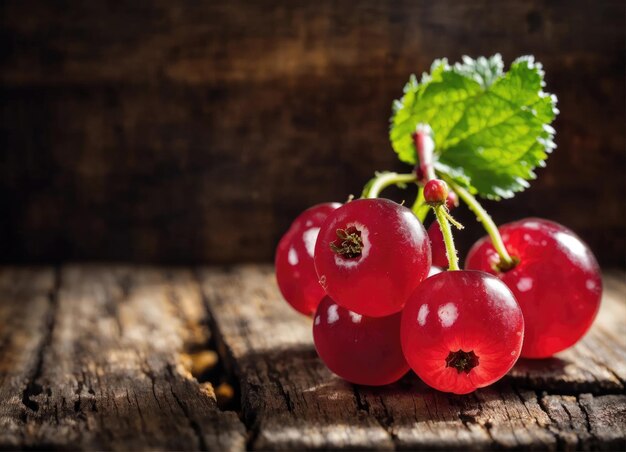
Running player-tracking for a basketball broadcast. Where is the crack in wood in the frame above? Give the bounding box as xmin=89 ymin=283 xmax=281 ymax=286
xmin=577 ymin=394 xmax=596 ymax=444
xmin=2 ymin=266 xmax=246 ymax=451
xmin=166 ymin=366 xmax=208 ymax=452
xmin=20 ymin=267 xmax=60 ymax=417
xmin=539 ymin=398 xmax=570 ymax=450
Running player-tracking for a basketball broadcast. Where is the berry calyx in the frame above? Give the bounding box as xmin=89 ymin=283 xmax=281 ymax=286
xmin=275 ymin=202 xmax=341 ymax=315
xmin=446 ymin=350 xmax=479 ymax=374
xmin=314 ymin=198 xmax=431 ymax=317
xmin=424 ymin=179 xmax=449 ymax=206
xmin=465 ymin=218 xmax=602 ymax=358
xmin=313 ymin=296 xmax=409 ymax=386
xmin=494 ymin=255 xmax=521 ymax=273
xmin=329 ymin=227 xmax=363 ymax=258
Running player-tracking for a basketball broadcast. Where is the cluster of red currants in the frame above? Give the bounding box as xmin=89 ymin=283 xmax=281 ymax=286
xmin=275 ymin=181 xmax=602 ymax=394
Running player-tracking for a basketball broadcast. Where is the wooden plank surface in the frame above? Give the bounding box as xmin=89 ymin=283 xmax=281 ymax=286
xmin=0 ymin=268 xmax=56 ymax=445
xmin=0 ymin=266 xmax=245 ymax=451
xmin=198 ymin=265 xmax=626 ymax=450
xmin=0 ymin=264 xmax=624 ymax=450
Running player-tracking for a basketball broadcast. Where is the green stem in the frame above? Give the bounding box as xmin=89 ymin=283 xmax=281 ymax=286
xmin=411 ymin=186 xmax=430 ymax=222
xmin=433 ymin=205 xmax=460 ymax=271
xmin=443 ymin=176 xmax=515 ymax=267
xmin=365 ymin=172 xmax=416 ymax=199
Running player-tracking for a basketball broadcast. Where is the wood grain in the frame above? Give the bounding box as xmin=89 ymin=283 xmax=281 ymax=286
xmin=1 ymin=264 xmax=624 ymax=450
xmin=0 ymin=266 xmax=245 ymax=451
xmin=0 ymin=268 xmax=56 ymax=446
xmin=0 ymin=0 xmax=623 ymax=265
xmin=198 ymin=265 xmax=626 ymax=450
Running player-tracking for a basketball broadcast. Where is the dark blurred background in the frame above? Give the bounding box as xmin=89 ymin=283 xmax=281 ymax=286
xmin=1 ymin=1 xmax=624 ymax=266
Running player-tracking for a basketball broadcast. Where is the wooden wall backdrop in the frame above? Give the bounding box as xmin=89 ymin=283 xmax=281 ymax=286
xmin=1 ymin=1 xmax=624 ymax=265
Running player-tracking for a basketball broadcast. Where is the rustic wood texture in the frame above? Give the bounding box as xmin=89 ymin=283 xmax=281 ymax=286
xmin=1 ymin=264 xmax=624 ymax=450
xmin=0 ymin=266 xmax=246 ymax=451
xmin=198 ymin=265 xmax=626 ymax=450
xmin=0 ymin=1 xmax=624 ymax=265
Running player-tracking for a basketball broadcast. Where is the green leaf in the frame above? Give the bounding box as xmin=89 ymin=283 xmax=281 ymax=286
xmin=390 ymin=54 xmax=558 ymax=199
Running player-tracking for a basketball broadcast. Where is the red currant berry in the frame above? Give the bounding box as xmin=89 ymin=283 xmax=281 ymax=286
xmin=424 ymin=179 xmax=449 ymax=206
xmin=314 ymin=198 xmax=431 ymax=317
xmin=401 ymin=271 xmax=524 ymax=394
xmin=275 ymin=202 xmax=341 ymax=315
xmin=465 ymin=218 xmax=602 ymax=358
xmin=445 ymin=190 xmax=459 ymax=211
xmin=427 ymin=222 xmax=449 ymax=268
xmin=313 ymin=296 xmax=409 ymax=385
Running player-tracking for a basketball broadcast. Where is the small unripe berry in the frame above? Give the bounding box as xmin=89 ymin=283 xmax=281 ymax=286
xmin=424 ymin=179 xmax=449 ymax=206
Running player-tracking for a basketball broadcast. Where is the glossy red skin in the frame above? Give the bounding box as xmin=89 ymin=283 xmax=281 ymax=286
xmin=313 ymin=296 xmax=409 ymax=385
xmin=275 ymin=202 xmax=341 ymax=315
xmin=465 ymin=218 xmax=602 ymax=358
xmin=427 ymin=222 xmax=449 ymax=269
xmin=424 ymin=179 xmax=449 ymax=204
xmin=314 ymin=198 xmax=431 ymax=317
xmin=401 ymin=271 xmax=524 ymax=394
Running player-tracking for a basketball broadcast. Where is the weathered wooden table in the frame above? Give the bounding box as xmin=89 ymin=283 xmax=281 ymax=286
xmin=0 ymin=265 xmax=624 ymax=450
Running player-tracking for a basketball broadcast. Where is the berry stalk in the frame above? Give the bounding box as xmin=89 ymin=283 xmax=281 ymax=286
xmin=413 ymin=124 xmax=436 ymax=182
xmin=360 ymin=171 xmax=430 ymax=222
xmin=411 ymin=186 xmax=429 ymax=222
xmin=443 ymin=177 xmax=516 ymax=270
xmin=364 ymin=172 xmax=416 ymax=199
xmin=433 ymin=205 xmax=460 ymax=271
xmin=423 ymin=179 xmax=462 ymax=272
